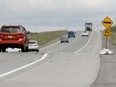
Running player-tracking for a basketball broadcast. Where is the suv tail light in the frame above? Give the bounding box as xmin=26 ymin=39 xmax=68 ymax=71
xmin=17 ymin=33 xmax=24 ymax=38
xmin=0 ymin=34 xmax=3 ymax=39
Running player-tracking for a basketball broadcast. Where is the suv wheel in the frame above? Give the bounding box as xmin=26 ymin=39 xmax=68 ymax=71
xmin=26 ymin=46 xmax=28 ymax=52
xmin=21 ymin=45 xmax=26 ymax=52
xmin=2 ymin=48 xmax=6 ymax=52
xmin=0 ymin=46 xmax=1 ymax=52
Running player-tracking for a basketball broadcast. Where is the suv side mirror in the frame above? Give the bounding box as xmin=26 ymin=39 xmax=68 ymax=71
xmin=26 ymin=31 xmax=30 ymax=34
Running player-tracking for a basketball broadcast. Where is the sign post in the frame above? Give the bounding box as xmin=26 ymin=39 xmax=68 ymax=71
xmin=103 ymin=28 xmax=111 ymax=49
xmin=105 ymin=36 xmax=108 ymax=49
xmin=100 ymin=16 xmax=113 ymax=54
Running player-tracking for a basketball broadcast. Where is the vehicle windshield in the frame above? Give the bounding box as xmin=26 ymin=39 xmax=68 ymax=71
xmin=1 ymin=28 xmax=20 ymax=33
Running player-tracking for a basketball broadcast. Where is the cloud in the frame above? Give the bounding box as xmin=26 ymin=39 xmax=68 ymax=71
xmin=1 ymin=0 xmax=115 ymax=14
xmin=0 ymin=0 xmax=116 ymax=31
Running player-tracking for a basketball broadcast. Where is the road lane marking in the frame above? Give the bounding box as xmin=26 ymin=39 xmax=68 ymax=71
xmin=75 ymin=31 xmax=93 ymax=53
xmin=0 ymin=53 xmax=48 ymax=78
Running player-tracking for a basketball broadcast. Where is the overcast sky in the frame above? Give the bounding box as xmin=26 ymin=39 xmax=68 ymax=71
xmin=0 ymin=0 xmax=116 ymax=32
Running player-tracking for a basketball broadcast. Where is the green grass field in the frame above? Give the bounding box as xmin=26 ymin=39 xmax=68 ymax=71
xmin=110 ymin=26 xmax=116 ymax=45
xmin=28 ymin=30 xmax=66 ymax=46
xmin=111 ymin=32 xmax=116 ymax=45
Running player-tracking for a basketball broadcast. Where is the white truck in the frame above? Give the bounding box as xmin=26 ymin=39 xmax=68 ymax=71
xmin=85 ymin=22 xmax=93 ymax=31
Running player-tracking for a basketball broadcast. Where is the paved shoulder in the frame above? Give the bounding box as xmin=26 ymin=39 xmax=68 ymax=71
xmin=91 ymin=35 xmax=116 ymax=87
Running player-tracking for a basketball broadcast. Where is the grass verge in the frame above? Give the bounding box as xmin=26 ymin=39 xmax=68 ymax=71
xmin=111 ymin=32 xmax=116 ymax=45
xmin=110 ymin=26 xmax=116 ymax=45
xmin=28 ymin=30 xmax=66 ymax=46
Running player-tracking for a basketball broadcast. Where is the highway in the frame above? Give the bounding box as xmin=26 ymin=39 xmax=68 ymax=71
xmin=0 ymin=31 xmax=102 ymax=87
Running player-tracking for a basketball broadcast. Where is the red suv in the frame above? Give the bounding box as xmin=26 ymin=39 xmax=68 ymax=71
xmin=0 ymin=25 xmax=30 ymax=52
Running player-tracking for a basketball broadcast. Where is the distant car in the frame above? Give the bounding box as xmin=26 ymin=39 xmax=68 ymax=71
xmin=67 ymin=31 xmax=75 ymax=38
xmin=60 ymin=34 xmax=69 ymax=43
xmin=82 ymin=31 xmax=89 ymax=37
xmin=0 ymin=25 xmax=30 ymax=52
xmin=28 ymin=40 xmax=39 ymax=52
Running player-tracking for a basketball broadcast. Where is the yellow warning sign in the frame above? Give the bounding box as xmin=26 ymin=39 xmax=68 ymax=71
xmin=101 ymin=16 xmax=113 ymax=29
xmin=103 ymin=29 xmax=111 ymax=36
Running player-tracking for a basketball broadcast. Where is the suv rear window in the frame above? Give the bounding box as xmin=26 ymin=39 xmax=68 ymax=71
xmin=68 ymin=32 xmax=74 ymax=34
xmin=1 ymin=28 xmax=20 ymax=33
xmin=29 ymin=42 xmax=36 ymax=44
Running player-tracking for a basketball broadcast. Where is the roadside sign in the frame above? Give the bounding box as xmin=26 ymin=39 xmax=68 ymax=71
xmin=101 ymin=16 xmax=113 ymax=29
xmin=101 ymin=16 xmax=113 ymax=50
xmin=103 ymin=29 xmax=111 ymax=36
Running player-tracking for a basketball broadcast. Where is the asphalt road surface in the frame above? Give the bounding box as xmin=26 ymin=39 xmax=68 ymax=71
xmin=0 ymin=31 xmax=102 ymax=87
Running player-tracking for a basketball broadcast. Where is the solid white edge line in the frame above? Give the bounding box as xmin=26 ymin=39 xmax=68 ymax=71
xmin=75 ymin=31 xmax=93 ymax=53
xmin=0 ymin=53 xmax=48 ymax=78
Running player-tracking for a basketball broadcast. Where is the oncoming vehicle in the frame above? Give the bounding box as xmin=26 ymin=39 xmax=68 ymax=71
xmin=82 ymin=31 xmax=89 ymax=37
xmin=28 ymin=40 xmax=39 ymax=52
xmin=67 ymin=31 xmax=75 ymax=38
xmin=60 ymin=34 xmax=69 ymax=43
xmin=0 ymin=25 xmax=30 ymax=52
